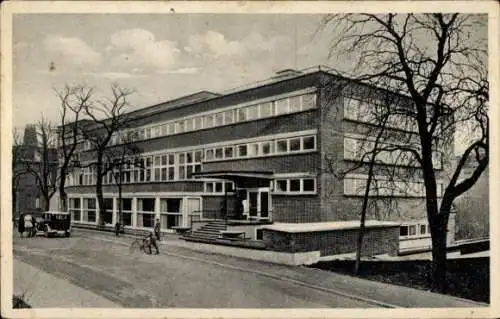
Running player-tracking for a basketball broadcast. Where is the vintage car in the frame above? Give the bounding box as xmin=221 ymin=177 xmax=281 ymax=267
xmin=40 ymin=211 xmax=71 ymax=238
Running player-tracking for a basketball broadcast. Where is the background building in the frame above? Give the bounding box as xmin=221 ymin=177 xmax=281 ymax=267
xmin=13 ymin=125 xmax=58 ymax=216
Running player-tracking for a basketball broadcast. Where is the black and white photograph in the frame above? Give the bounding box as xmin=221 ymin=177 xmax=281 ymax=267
xmin=1 ymin=1 xmax=498 ymax=318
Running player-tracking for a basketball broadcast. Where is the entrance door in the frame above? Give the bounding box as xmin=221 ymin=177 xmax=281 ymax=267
xmin=247 ymin=188 xmax=270 ymax=220
xmin=248 ymin=192 xmax=258 ymax=218
xmin=185 ymin=198 xmax=201 ymax=227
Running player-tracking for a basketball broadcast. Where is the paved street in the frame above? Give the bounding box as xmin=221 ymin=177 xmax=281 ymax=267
xmin=13 ymin=231 xmax=379 ymax=308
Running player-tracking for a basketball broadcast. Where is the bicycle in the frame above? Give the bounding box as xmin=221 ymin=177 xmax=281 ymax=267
xmin=129 ymin=237 xmax=148 ymax=254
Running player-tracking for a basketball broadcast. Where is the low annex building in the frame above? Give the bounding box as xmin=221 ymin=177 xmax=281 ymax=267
xmin=62 ymin=66 xmax=456 ymax=257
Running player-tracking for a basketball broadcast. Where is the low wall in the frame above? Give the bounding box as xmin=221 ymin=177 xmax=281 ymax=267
xmin=262 ymin=222 xmax=400 ymax=257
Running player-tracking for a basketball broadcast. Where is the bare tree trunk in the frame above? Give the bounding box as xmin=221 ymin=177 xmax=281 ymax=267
xmin=117 ymin=171 xmax=123 ymax=224
xmin=354 ymin=153 xmax=375 ymax=274
xmin=430 ymin=203 xmax=451 ymax=293
xmin=59 ymin=166 xmax=68 ymax=211
xmin=96 ymin=159 xmax=105 ymax=227
xmin=43 ymin=194 xmax=50 ymax=211
xmin=430 ymin=221 xmax=448 ymax=293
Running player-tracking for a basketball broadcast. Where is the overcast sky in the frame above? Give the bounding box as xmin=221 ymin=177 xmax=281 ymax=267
xmin=13 ymin=13 xmax=336 ymax=130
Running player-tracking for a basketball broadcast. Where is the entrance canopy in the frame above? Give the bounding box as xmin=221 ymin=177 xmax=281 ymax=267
xmin=192 ymin=170 xmax=274 ymax=188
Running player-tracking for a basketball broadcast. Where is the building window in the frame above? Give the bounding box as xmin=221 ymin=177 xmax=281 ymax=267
xmin=420 ymin=224 xmax=427 ymax=235
xmin=102 ymin=198 xmax=113 ymax=224
xmin=303 ymin=179 xmax=316 ymax=192
xmin=215 ymin=147 xmax=224 ymax=160
xmin=224 ymin=146 xmax=234 ymax=159
xmin=400 ymin=226 xmax=408 ymax=237
xmin=275 ymin=98 xmax=289 ymax=115
xmin=290 ymin=179 xmax=301 ymax=192
xmin=276 ymin=180 xmax=287 ymax=192
xmin=289 ymin=138 xmax=301 ymax=152
xmin=303 ymin=136 xmax=315 ymax=150
xmin=302 ymin=93 xmax=316 ymax=110
xmin=194 ymin=116 xmax=203 ymax=130
xmin=260 ymin=102 xmax=273 ymax=117
xmin=276 ymin=139 xmax=288 ymax=153
xmin=82 ymin=198 xmax=96 ymax=223
xmin=178 ymin=151 xmax=201 ymax=180
xmin=160 ymin=198 xmax=182 ymax=229
xmin=69 ymin=198 xmax=81 ymax=222
xmin=261 ymin=141 xmax=273 ymax=155
xmin=206 ymin=149 xmax=214 ymax=161
xmin=400 ymin=222 xmax=430 ymax=239
xmin=215 ymin=112 xmax=224 ymax=126
xmin=273 ymin=177 xmax=317 ymax=194
xmin=248 ymin=143 xmax=259 ymax=157
xmin=237 ymin=108 xmax=247 ymax=122
xmin=238 ymin=145 xmax=248 ymax=157
xmin=167 ymin=123 xmax=175 ymax=135
xmin=205 ymin=114 xmax=214 ymax=128
xmin=247 ymin=105 xmax=259 ymax=120
xmin=185 ymin=118 xmax=194 ymax=132
xmin=119 ymin=198 xmax=132 ymax=226
xmin=137 ymin=198 xmax=155 ymax=228
xmin=289 ymin=96 xmax=301 ymax=113
xmin=176 ymin=121 xmax=185 ymax=134
xmin=224 ymin=110 xmax=234 ymax=125
xmin=205 ymin=181 xmax=235 ymax=194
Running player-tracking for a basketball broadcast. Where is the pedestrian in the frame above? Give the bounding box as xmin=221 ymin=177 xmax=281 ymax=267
xmin=18 ymin=213 xmax=25 ymax=238
xmin=154 ymin=218 xmax=161 ymax=241
xmin=24 ymin=214 xmax=33 ymax=238
xmin=115 ymin=222 xmax=121 ymax=237
xmin=146 ymin=232 xmax=159 ymax=255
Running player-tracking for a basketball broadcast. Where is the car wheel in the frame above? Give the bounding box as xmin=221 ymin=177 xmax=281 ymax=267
xmin=65 ymin=231 xmax=71 ymax=238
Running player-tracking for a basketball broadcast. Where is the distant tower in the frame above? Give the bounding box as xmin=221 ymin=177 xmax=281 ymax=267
xmin=23 ymin=124 xmax=37 ymax=146
xmin=23 ymin=124 xmax=38 ymax=160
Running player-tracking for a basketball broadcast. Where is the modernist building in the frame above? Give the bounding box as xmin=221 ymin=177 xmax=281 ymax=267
xmin=64 ymin=66 xmax=455 ymax=251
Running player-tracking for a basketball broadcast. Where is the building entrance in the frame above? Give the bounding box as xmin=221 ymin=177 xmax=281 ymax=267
xmin=247 ymin=188 xmax=271 ymax=220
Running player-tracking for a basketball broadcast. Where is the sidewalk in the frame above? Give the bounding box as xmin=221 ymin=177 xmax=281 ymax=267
xmin=14 ymin=259 xmax=120 ymax=308
xmin=77 ymin=228 xmax=487 ymax=308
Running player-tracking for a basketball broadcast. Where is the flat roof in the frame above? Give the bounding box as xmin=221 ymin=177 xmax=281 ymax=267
xmin=261 ymin=220 xmax=400 ymax=233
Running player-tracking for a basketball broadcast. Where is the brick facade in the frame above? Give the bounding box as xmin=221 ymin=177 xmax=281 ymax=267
xmin=263 ymin=226 xmax=400 ymax=256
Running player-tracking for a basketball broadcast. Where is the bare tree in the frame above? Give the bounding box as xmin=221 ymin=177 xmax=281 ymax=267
xmin=79 ymin=84 xmax=134 ymax=227
xmin=55 ymin=84 xmax=94 ymax=211
xmin=322 ymin=13 xmax=488 ymax=292
xmin=25 ymin=117 xmax=58 ymax=211
xmin=103 ymin=134 xmax=142 ymax=226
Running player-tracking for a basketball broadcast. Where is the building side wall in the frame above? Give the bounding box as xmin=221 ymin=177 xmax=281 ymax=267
xmin=263 ymin=226 xmax=400 ymax=256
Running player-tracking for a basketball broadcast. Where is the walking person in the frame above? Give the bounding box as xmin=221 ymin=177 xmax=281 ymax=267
xmin=114 ymin=222 xmax=121 ymax=237
xmin=154 ymin=218 xmax=161 ymax=241
xmin=23 ymin=214 xmax=33 ymax=238
xmin=18 ymin=213 xmax=25 ymax=238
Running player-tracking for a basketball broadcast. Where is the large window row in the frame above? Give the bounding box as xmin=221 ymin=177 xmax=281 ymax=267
xmin=204 ymin=181 xmax=235 ymax=194
xmin=344 ymin=136 xmax=442 ymax=169
xmin=344 ymin=98 xmax=419 ymax=133
xmin=272 ymin=177 xmax=317 ymax=194
xmin=204 ymin=135 xmax=316 ymax=162
xmin=69 ymin=196 xmax=191 ymax=230
xmin=344 ymin=174 xmax=443 ymax=197
xmin=104 ymin=92 xmax=316 ymax=147
xmin=69 ymin=133 xmax=317 ymax=186
xmin=400 ymin=222 xmax=430 ymax=238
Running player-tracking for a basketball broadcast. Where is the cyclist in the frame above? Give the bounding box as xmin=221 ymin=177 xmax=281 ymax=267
xmin=144 ymin=232 xmax=159 ymax=255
